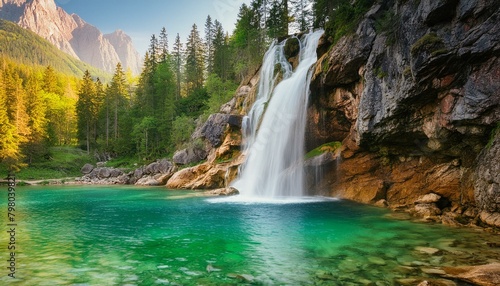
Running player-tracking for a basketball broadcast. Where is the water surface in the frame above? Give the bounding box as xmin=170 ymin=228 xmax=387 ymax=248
xmin=1 ymin=186 xmax=499 ymax=285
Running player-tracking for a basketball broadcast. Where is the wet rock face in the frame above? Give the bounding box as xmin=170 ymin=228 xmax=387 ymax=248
xmin=306 ymin=0 xmax=500 ymax=222
xmin=475 ymin=130 xmax=500 ymax=213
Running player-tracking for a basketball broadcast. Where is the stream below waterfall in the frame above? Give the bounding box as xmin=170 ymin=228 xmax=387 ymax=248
xmin=1 ymin=186 xmax=499 ymax=285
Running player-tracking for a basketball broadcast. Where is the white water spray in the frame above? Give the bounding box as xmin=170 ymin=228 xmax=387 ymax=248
xmin=232 ymin=30 xmax=324 ymax=198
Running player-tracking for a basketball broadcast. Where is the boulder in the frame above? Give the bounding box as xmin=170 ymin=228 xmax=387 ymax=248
xmin=135 ymin=176 xmax=161 ymax=186
xmin=204 ymin=187 xmax=239 ymax=196
xmin=81 ymin=163 xmax=94 ymax=175
xmin=412 ymin=203 xmax=442 ymax=219
xmin=192 ymin=113 xmax=243 ymax=148
xmin=173 ymin=147 xmax=207 ymax=165
xmin=416 ymin=193 xmax=442 ymax=204
xmin=441 ymin=263 xmax=500 ymax=286
xmin=157 ymin=159 xmax=174 ymax=174
xmin=98 ymin=168 xmax=111 ymax=178
xmin=479 ymin=211 xmax=500 ymax=228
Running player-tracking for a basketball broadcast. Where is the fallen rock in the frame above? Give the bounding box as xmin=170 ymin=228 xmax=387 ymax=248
xmin=135 ymin=176 xmax=161 ymax=186
xmin=374 ymin=199 xmax=389 ymax=208
xmin=416 ymin=193 xmax=442 ymax=204
xmin=412 ymin=203 xmax=442 ymax=219
xmin=479 ymin=211 xmax=500 ymax=228
xmin=441 ymin=263 xmax=500 ymax=286
xmin=204 ymin=187 xmax=239 ymax=196
xmin=81 ymin=163 xmax=94 ymax=174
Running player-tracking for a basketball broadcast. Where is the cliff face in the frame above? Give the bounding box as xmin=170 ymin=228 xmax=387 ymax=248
xmin=162 ymin=0 xmax=499 ymax=228
xmin=307 ymin=0 xmax=499 ymax=227
xmin=0 ymin=0 xmax=141 ymax=74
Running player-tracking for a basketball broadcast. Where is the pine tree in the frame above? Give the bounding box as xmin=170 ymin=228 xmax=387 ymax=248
xmin=149 ymin=34 xmax=159 ymax=69
xmin=159 ymin=27 xmax=169 ymax=63
xmin=185 ymin=24 xmax=205 ymax=95
xmin=212 ymin=20 xmax=229 ymax=80
xmin=312 ymin=0 xmax=335 ymax=29
xmin=76 ymin=70 xmax=97 ymax=154
xmin=153 ymin=60 xmax=176 ymax=154
xmin=290 ymin=0 xmax=312 ymax=32
xmin=42 ymin=65 xmax=60 ymax=94
xmin=0 ymin=70 xmax=23 ymax=171
xmin=24 ymin=73 xmax=48 ymax=164
xmin=4 ymin=67 xmax=30 ymax=145
xmin=232 ymin=3 xmax=265 ymax=80
xmin=267 ymin=0 xmax=289 ymax=38
xmin=204 ymin=15 xmax=214 ymax=74
xmin=172 ymin=33 xmax=183 ymax=100
xmin=108 ymin=63 xmax=128 ymax=142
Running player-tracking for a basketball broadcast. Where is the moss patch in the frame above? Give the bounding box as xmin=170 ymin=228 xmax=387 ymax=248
xmin=305 ymin=142 xmax=342 ymax=159
xmin=487 ymin=122 xmax=500 ymax=149
xmin=411 ymin=33 xmax=446 ymax=56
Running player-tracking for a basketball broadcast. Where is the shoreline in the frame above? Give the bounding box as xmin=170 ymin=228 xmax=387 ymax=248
xmin=9 ymin=178 xmax=500 ymax=234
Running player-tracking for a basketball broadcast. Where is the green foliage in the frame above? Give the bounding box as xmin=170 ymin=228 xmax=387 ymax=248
xmin=267 ymin=0 xmax=289 ymax=39
xmin=411 ymin=33 xmax=446 ymax=56
xmin=403 ymin=66 xmax=412 ymax=78
xmin=202 ymin=74 xmax=238 ymax=120
xmin=171 ymin=116 xmax=196 ymax=150
xmin=105 ymin=156 xmax=144 ymax=171
xmin=487 ymin=122 xmax=500 ymax=149
xmin=375 ymin=66 xmax=388 ymax=79
xmin=230 ymin=3 xmax=266 ymax=81
xmin=185 ymin=24 xmax=205 ymax=95
xmin=305 ymin=142 xmax=342 ymax=159
xmin=375 ymin=10 xmax=398 ymax=45
xmin=176 ymin=88 xmax=209 ymax=118
xmin=0 ymin=19 xmax=110 ymax=80
xmin=319 ymin=0 xmax=372 ymax=43
xmin=11 ymin=147 xmax=95 ymax=180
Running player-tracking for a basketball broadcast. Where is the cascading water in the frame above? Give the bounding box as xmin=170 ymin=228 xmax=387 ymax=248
xmin=232 ymin=30 xmax=324 ymax=198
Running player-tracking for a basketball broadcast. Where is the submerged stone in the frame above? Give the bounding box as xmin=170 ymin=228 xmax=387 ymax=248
xmin=415 ymin=246 xmax=442 ymax=255
xmin=367 ymin=256 xmax=387 ymax=266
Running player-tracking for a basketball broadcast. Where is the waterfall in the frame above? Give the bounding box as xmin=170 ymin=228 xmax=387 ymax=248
xmin=232 ymin=30 xmax=324 ymax=198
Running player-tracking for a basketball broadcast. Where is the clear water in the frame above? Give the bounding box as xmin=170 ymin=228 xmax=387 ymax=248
xmin=1 ymin=186 xmax=499 ymax=285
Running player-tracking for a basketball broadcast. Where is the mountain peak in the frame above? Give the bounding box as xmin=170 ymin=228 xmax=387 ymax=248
xmin=0 ymin=0 xmax=142 ymax=75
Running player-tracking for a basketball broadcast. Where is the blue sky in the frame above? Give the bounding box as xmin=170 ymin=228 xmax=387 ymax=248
xmin=55 ymin=0 xmax=251 ymax=55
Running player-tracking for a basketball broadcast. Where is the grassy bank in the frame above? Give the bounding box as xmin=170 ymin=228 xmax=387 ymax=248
xmin=1 ymin=147 xmax=95 ymax=180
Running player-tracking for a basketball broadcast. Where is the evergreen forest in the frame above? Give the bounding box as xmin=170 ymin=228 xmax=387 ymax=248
xmin=0 ymin=0 xmax=371 ymax=176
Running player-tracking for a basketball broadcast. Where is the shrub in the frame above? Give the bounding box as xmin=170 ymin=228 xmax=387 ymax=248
xmin=411 ymin=33 xmax=446 ymax=56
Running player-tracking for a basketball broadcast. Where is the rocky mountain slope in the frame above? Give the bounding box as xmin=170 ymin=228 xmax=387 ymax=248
xmin=161 ymin=0 xmax=499 ymax=230
xmin=0 ymin=0 xmax=141 ymax=74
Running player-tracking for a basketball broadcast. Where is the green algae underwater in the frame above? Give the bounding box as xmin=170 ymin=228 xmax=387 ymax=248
xmin=1 ymin=186 xmax=499 ymax=285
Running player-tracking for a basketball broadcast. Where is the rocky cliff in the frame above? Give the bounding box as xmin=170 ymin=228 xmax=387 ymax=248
xmin=0 ymin=0 xmax=141 ymax=74
xmin=163 ymin=0 xmax=499 ymax=229
xmin=306 ymin=0 xmax=500 ymax=228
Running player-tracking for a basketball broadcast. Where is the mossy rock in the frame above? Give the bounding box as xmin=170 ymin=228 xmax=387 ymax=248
xmin=284 ymin=37 xmax=300 ymax=59
xmin=305 ymin=142 xmax=342 ymax=159
xmin=411 ymin=33 xmax=446 ymax=56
